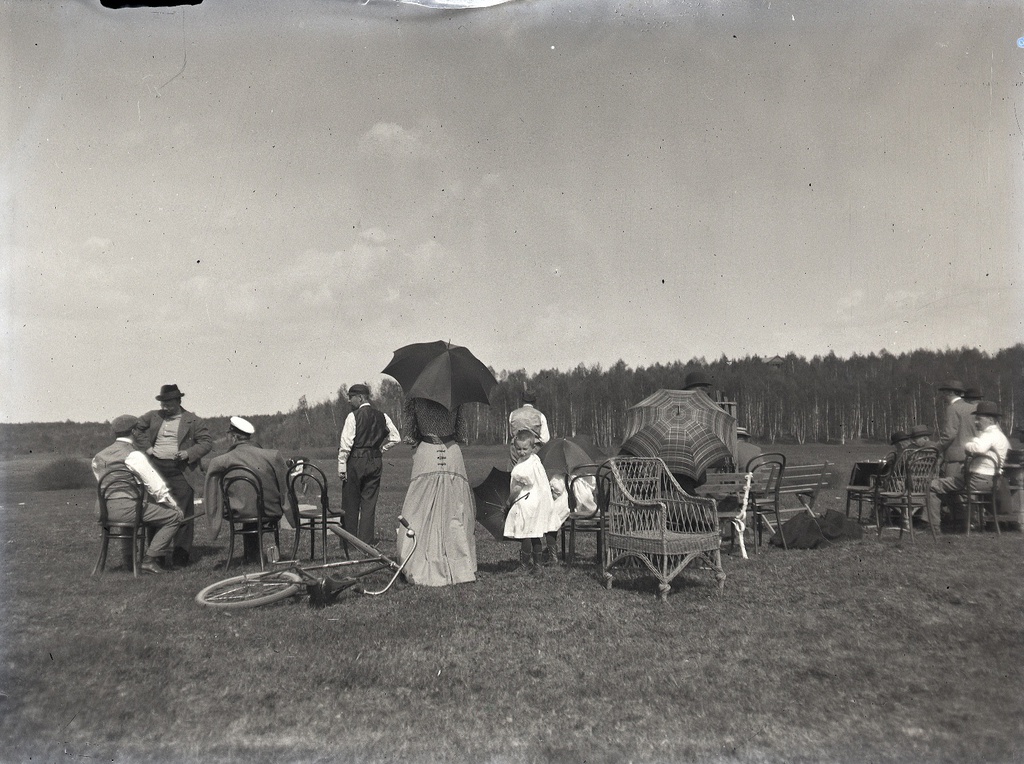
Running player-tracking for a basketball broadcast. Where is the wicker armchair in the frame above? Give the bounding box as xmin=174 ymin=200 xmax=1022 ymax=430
xmin=601 ymin=456 xmax=724 ymax=601
xmin=875 ymin=447 xmax=940 ymax=541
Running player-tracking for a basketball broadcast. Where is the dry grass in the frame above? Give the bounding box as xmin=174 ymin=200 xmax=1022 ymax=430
xmin=1 ymin=445 xmax=1022 ymax=763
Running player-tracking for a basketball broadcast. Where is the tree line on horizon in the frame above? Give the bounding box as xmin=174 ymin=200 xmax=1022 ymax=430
xmin=3 ymin=345 xmax=1021 ymax=459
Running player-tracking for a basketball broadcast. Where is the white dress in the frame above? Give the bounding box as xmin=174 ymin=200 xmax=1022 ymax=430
xmin=503 ymin=454 xmax=558 ymax=539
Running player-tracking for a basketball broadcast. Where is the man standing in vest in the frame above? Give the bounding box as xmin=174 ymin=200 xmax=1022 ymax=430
xmin=508 ymin=390 xmax=550 ymax=469
xmin=337 ymin=384 xmax=401 ymax=544
xmin=92 ymin=415 xmax=183 ymax=574
xmin=138 ymin=384 xmax=213 ymax=567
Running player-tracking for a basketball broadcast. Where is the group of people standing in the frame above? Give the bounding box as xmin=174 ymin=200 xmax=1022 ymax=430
xmin=92 ymin=384 xmax=213 ymax=573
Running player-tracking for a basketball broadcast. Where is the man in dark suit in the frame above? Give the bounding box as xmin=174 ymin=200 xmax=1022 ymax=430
xmin=337 ymin=384 xmax=401 ymax=544
xmin=735 ymin=426 xmax=762 ymax=471
xmin=936 ymin=380 xmax=976 ymax=479
xmin=204 ymin=416 xmax=289 ymax=563
xmin=137 ymin=384 xmax=213 ymax=566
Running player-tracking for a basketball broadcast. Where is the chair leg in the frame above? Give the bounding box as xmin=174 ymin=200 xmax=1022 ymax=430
xmin=93 ymin=531 xmax=109 ymax=576
xmin=291 ymin=522 xmax=301 ymax=562
xmin=775 ymin=509 xmax=787 ymax=550
xmin=225 ymin=526 xmax=236 ymax=570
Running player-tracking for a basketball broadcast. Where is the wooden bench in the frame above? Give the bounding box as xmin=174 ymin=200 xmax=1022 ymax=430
xmin=779 ymin=462 xmax=832 ymax=512
xmin=752 ymin=462 xmax=832 ymax=550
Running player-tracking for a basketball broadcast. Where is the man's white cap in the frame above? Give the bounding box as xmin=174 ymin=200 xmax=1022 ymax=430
xmin=229 ymin=416 xmax=255 ymax=435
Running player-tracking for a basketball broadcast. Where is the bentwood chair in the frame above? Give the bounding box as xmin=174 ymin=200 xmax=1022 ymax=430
xmin=961 ymin=452 xmax=1003 ymax=536
xmin=287 ymin=461 xmax=348 ymax=563
xmin=845 ymin=460 xmax=886 ymax=522
xmin=875 ymin=447 xmax=940 ymax=542
xmin=746 ymin=453 xmax=786 ymax=551
xmin=559 ymin=464 xmax=609 ymax=566
xmin=93 ymin=467 xmax=147 ymax=577
xmin=601 ymin=457 xmax=724 ymax=601
xmin=220 ymin=466 xmax=283 ymax=570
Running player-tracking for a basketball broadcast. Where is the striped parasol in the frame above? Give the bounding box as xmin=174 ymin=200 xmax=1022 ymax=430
xmin=622 ymin=389 xmax=736 ymax=479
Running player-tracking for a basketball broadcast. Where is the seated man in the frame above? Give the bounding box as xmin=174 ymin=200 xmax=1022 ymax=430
xmin=736 ymin=426 xmax=762 ymax=471
xmin=926 ymin=400 xmax=1010 ymax=532
xmin=91 ymin=415 xmax=183 ymax=574
xmin=908 ymin=424 xmax=938 ymax=449
xmin=204 ymin=416 xmax=289 ymax=562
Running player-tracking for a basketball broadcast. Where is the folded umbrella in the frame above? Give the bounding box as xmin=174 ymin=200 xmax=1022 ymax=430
xmin=382 ymin=341 xmax=497 ymax=411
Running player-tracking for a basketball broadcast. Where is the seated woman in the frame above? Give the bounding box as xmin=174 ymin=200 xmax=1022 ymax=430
xmin=398 ymin=397 xmax=476 ymax=586
xmin=550 ymin=472 xmax=598 ymax=521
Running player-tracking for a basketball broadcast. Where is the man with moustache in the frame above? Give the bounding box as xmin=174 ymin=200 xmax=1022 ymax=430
xmin=137 ymin=384 xmax=213 ymax=566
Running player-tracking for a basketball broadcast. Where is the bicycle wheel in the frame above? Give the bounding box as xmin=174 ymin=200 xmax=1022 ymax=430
xmin=195 ymin=570 xmax=303 ymax=609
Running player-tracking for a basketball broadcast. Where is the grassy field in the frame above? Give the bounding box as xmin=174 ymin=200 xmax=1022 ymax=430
xmin=1 ymin=444 xmax=1022 ymax=763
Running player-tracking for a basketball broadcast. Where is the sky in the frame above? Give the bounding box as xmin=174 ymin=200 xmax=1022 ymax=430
xmin=2 ymin=0 xmax=1022 ymax=424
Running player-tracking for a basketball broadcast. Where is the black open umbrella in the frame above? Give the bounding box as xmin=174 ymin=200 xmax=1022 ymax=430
xmin=382 ymin=341 xmax=497 ymax=411
xmin=536 ymin=435 xmax=607 ymax=476
xmin=471 ymin=467 xmax=512 ymax=541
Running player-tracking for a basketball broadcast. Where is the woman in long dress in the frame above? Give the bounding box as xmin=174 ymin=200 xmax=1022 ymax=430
xmin=397 ymin=397 xmax=476 ymax=586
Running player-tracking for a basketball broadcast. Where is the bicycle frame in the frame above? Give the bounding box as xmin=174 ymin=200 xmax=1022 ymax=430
xmin=196 ymin=516 xmax=418 ymax=609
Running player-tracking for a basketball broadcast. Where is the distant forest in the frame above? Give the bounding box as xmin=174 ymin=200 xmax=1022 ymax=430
xmin=3 ymin=345 xmax=1021 ymax=459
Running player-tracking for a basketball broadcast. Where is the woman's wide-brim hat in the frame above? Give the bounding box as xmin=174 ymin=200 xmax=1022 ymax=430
xmin=156 ymin=384 xmax=183 ymax=401
xmin=937 ymin=379 xmax=966 ymax=393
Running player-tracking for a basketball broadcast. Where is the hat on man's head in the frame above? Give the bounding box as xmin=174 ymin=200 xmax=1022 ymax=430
xmin=889 ymin=431 xmax=910 ymax=445
xmin=973 ymin=400 xmax=1001 ymax=418
xmin=229 ymin=416 xmax=255 ymax=435
xmin=684 ymin=371 xmax=711 ymax=389
xmin=112 ymin=414 xmax=139 ymax=435
xmin=937 ymin=379 xmax=966 ymax=394
xmin=909 ymin=424 xmax=932 ymax=438
xmin=348 ymin=383 xmax=371 ymax=398
xmin=521 ymin=390 xmax=537 ymax=404
xmin=964 ymin=387 xmax=982 ymax=401
xmin=156 ymin=384 xmax=184 ymax=401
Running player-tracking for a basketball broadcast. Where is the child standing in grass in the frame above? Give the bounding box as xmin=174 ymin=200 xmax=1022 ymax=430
xmin=504 ymin=431 xmax=559 ymax=568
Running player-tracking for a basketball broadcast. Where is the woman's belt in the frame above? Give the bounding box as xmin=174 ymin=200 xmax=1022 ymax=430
xmin=422 ymin=435 xmax=456 ymax=446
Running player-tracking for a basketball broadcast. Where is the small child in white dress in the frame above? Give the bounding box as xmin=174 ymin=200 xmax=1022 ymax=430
xmin=504 ymin=431 xmax=560 ymax=567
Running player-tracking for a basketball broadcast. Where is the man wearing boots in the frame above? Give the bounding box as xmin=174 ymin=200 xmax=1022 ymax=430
xmin=337 ymin=384 xmax=401 ymax=545
xmin=92 ymin=415 xmax=183 ymax=574
xmin=137 ymin=384 xmax=212 ymax=567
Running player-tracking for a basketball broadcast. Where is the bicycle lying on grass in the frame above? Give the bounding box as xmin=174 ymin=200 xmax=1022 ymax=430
xmin=196 ymin=516 xmax=417 ymax=609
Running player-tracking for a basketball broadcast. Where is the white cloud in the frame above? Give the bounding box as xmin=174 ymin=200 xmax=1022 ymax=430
xmin=358 ymin=122 xmax=431 ymax=159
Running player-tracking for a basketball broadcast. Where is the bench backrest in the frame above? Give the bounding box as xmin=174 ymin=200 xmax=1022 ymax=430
xmin=778 ymin=462 xmax=831 ymax=510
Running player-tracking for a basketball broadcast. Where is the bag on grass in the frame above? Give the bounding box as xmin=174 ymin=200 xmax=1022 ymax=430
xmin=769 ymin=510 xmax=863 ymax=549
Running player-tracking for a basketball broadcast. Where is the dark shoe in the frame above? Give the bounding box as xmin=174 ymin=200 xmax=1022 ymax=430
xmin=140 ymin=557 xmax=167 ymax=575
